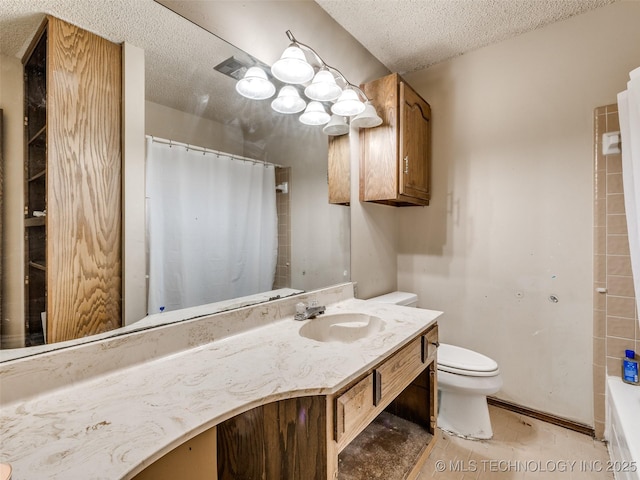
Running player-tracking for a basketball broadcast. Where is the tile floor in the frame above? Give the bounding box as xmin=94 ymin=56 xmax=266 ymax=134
xmin=418 ymin=406 xmax=613 ymax=479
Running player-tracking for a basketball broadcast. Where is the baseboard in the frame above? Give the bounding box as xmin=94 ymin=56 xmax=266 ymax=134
xmin=487 ymin=396 xmax=595 ymax=437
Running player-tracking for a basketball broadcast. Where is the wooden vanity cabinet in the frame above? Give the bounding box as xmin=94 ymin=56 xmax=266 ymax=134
xmin=216 ymin=323 xmax=439 ymax=480
xmin=360 ymin=72 xmax=431 ymax=206
xmin=335 ymin=324 xmax=438 ymax=480
xmin=22 ymin=16 xmax=122 ymax=345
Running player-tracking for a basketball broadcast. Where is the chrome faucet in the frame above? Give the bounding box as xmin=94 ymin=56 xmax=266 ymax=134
xmin=294 ymin=302 xmax=326 ymax=321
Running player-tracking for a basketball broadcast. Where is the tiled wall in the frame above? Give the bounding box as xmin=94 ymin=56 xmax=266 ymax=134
xmin=593 ymin=104 xmax=638 ymax=439
xmin=273 ymin=167 xmax=291 ymax=290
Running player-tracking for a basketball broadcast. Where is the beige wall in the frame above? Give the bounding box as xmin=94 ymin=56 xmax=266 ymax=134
xmin=122 ymin=43 xmax=147 ymax=326
xmin=145 ymin=101 xmax=245 ymax=155
xmin=0 ymin=54 xmax=25 ymax=348
xmin=388 ymin=1 xmax=640 ymax=426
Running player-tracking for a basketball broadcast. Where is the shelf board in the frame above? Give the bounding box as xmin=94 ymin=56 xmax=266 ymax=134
xmin=28 ymin=261 xmax=46 ymax=271
xmin=28 ymin=169 xmax=46 ymax=182
xmin=27 ymin=124 xmax=46 ymax=145
xmin=25 ymin=217 xmax=45 ymax=227
xmin=338 ymin=411 xmax=434 ymax=480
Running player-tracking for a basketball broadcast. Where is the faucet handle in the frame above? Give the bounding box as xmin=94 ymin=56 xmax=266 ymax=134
xmin=295 ymin=302 xmax=307 ymax=314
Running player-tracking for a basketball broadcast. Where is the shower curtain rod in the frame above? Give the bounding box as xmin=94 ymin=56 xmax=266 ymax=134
xmin=146 ymin=135 xmax=283 ymax=168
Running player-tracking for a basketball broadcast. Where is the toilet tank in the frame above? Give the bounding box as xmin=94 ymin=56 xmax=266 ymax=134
xmin=368 ymin=291 xmax=418 ymax=307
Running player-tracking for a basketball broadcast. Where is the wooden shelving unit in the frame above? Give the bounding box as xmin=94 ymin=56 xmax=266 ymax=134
xmin=22 ymin=16 xmax=123 ymax=345
xmin=23 ymin=25 xmax=48 ymax=346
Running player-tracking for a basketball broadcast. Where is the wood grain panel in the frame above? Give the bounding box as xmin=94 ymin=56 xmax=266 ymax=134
xmin=385 ymin=370 xmax=431 ymax=429
xmin=359 ymin=73 xmax=399 ymax=202
xmin=376 ymin=335 xmax=425 ymax=403
xmin=359 ymin=72 xmax=431 ymax=206
xmin=46 ymin=16 xmax=122 ymax=343
xmin=263 ymin=396 xmax=328 ymax=480
xmin=335 ymin=372 xmax=374 ymax=445
xmin=218 ymin=397 xmax=329 ymax=480
xmin=399 ymin=81 xmax=431 ymax=201
xmin=422 ymin=324 xmax=438 ymax=365
xmin=328 ymin=134 xmax=350 ymax=205
xmin=217 ymin=407 xmax=265 ymax=480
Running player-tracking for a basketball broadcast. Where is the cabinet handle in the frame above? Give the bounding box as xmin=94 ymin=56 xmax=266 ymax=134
xmin=373 ymin=370 xmax=382 ymax=406
xmin=404 ymin=156 xmax=409 ymax=174
xmin=421 ymin=336 xmax=440 ymax=363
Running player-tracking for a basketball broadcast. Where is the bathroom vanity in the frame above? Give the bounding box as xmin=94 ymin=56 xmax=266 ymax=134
xmin=0 ymin=284 xmax=441 ymax=479
xmin=213 ymin=323 xmax=438 ymax=480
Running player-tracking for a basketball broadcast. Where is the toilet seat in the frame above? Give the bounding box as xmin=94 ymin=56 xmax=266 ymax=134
xmin=438 ymin=343 xmax=499 ymax=377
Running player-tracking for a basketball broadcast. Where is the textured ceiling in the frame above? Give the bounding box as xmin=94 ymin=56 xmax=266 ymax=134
xmin=0 ymin=0 xmax=254 ymax=127
xmin=316 ymin=0 xmax=615 ymax=74
xmin=0 ymin=0 xmax=616 ymax=125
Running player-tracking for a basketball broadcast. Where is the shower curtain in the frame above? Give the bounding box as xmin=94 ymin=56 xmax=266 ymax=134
xmin=617 ymin=66 xmax=640 ymax=323
xmin=146 ymin=139 xmax=278 ymax=314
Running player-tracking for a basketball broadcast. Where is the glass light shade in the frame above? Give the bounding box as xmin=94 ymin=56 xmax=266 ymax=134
xmin=304 ymin=69 xmax=342 ymax=102
xmin=235 ymin=67 xmax=276 ymax=100
xmin=271 ymin=86 xmax=306 ymax=114
xmin=271 ymin=45 xmax=314 ymax=84
xmin=323 ymin=114 xmax=349 ymax=136
xmin=299 ymin=101 xmax=330 ymax=126
xmin=351 ymin=101 xmax=383 ymax=128
xmin=331 ymin=88 xmax=366 ymax=116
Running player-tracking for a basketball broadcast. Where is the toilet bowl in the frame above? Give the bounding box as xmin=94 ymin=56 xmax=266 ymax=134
xmin=437 ymin=343 xmax=502 ymax=439
xmin=368 ymin=291 xmax=503 ymax=440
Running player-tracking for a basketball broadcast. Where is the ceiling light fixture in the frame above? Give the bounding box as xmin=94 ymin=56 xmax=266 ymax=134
xmin=299 ymin=101 xmax=331 ymax=125
xmin=235 ymin=30 xmax=382 ymax=135
xmin=323 ymin=115 xmax=350 ymax=136
xmin=235 ymin=66 xmax=276 ymax=100
xmin=271 ymin=85 xmax=306 ymax=114
xmin=351 ymin=101 xmax=384 ymax=128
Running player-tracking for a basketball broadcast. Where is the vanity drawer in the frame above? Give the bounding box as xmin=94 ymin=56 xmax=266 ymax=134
xmin=334 ymin=324 xmax=438 ymax=450
xmin=422 ymin=324 xmax=439 ymax=365
xmin=375 ymin=335 xmax=426 ymax=404
xmin=335 ymin=372 xmax=375 ymax=444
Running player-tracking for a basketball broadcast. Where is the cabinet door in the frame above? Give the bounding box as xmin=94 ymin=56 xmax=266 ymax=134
xmin=399 ymin=82 xmax=431 ymax=203
xmin=47 ymin=16 xmax=122 ymax=343
xmin=328 ymin=134 xmax=350 ymax=205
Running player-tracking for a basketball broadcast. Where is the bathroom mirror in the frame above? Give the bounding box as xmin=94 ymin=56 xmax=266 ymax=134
xmin=0 ymin=0 xmax=351 ymax=358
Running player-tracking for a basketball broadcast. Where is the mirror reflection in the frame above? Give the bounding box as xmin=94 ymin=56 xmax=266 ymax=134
xmin=0 ymin=0 xmax=351 ymax=357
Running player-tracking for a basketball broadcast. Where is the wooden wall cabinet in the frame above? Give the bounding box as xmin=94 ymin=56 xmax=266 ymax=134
xmin=360 ymin=73 xmax=431 ymax=206
xmin=328 ymin=134 xmax=351 ymax=205
xmin=22 ymin=16 xmax=122 ymax=345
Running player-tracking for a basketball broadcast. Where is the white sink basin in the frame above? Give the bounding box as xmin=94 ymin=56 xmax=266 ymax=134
xmin=298 ymin=313 xmax=384 ymax=343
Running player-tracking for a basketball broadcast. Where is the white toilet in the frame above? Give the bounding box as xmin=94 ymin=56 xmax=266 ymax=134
xmin=369 ymin=291 xmax=503 ymax=440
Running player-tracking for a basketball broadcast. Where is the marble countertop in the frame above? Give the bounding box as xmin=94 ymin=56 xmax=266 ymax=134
xmin=0 ymin=287 xmax=441 ymax=479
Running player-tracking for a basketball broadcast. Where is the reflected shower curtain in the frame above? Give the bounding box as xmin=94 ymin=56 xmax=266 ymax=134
xmin=146 ymin=139 xmax=278 ymax=314
xmin=617 ymin=66 xmax=640 ymax=323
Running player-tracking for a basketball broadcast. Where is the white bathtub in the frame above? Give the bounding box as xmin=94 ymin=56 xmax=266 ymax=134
xmin=606 ymin=376 xmax=640 ymax=480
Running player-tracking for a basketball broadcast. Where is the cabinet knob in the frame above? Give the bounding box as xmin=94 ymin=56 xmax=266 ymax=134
xmin=404 ymin=156 xmax=409 ymax=174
